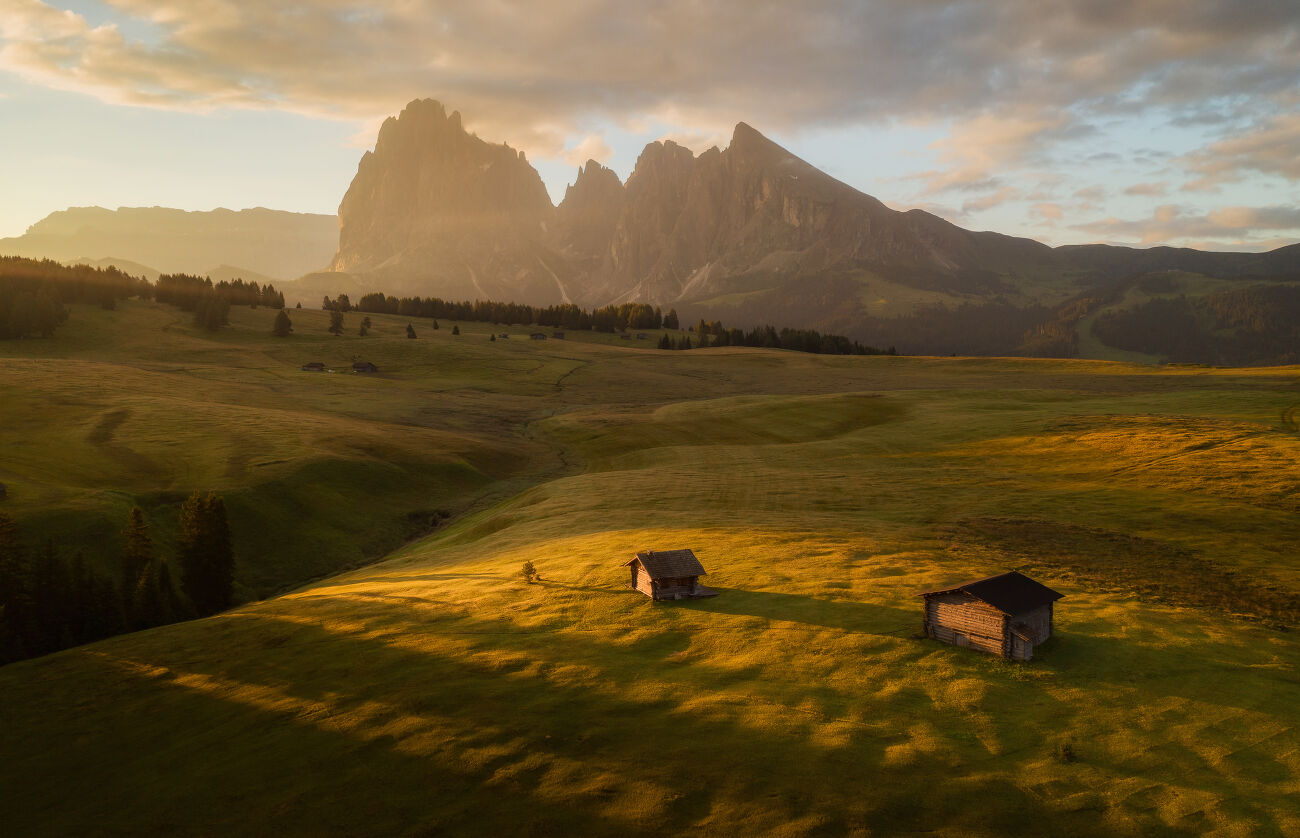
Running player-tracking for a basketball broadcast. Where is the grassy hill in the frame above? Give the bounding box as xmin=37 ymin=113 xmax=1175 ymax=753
xmin=2 ymin=302 xmax=1300 ymax=835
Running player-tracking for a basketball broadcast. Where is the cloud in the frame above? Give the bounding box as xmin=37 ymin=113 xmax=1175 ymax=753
xmin=1 ymin=0 xmax=1297 ymax=169
xmin=561 ymin=134 xmax=613 ymax=167
xmin=1073 ymin=203 xmax=1300 ymax=246
xmin=1123 ymin=181 xmax=1167 ymax=197
xmin=1182 ymin=111 xmax=1300 ymax=190
xmin=962 ymin=186 xmax=1022 ymax=214
xmin=1030 ymin=202 xmax=1064 ymax=226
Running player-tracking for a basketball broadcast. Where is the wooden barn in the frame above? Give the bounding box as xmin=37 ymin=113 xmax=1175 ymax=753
xmin=352 ymin=361 xmax=378 ymax=373
xmin=301 ymin=361 xmax=325 ymax=372
xmin=626 ymin=549 xmax=719 ymax=601
xmin=919 ymin=571 xmax=1064 ymax=660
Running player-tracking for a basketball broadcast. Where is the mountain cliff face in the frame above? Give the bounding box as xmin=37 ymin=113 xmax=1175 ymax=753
xmin=329 ymin=99 xmax=571 ymax=304
xmin=324 ymin=98 xmax=1298 ymax=341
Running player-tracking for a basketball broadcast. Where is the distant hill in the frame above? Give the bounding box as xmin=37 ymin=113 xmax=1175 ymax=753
xmin=321 ymin=99 xmax=1299 ymax=357
xmin=1 ymin=206 xmax=338 ymax=282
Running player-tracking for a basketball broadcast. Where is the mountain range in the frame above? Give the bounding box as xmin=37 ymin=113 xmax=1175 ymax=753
xmin=4 ymin=98 xmax=1296 ymax=357
xmin=0 ymin=206 xmax=337 ymax=283
xmin=309 ymin=99 xmax=1297 ymax=352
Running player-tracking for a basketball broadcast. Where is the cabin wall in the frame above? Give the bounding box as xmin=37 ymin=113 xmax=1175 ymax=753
xmin=1013 ymin=603 xmax=1053 ymax=645
xmin=654 ymin=576 xmax=697 ymax=599
xmin=924 ymin=593 xmax=1007 ymax=657
xmin=633 ymin=565 xmax=656 ymax=597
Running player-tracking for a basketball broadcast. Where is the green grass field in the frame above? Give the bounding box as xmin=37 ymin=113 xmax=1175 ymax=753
xmin=3 ymin=300 xmax=1300 ymax=835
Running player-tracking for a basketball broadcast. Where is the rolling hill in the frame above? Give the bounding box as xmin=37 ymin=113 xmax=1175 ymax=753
xmin=2 ymin=300 xmax=1299 ymax=834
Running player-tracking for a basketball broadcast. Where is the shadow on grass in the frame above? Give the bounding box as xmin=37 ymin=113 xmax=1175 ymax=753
xmin=24 ymin=609 xmax=1095 ymax=838
xmin=679 ymin=588 xmax=918 ymax=635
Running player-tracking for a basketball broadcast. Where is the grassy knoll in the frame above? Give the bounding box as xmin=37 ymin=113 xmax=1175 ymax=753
xmin=3 ymin=302 xmax=1300 ymax=835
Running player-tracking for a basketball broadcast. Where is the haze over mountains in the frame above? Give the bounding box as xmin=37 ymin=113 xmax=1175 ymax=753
xmin=4 ymin=97 xmax=1297 ymax=357
xmin=315 ymin=99 xmax=1297 ymax=338
xmin=0 ymin=206 xmax=337 ymax=282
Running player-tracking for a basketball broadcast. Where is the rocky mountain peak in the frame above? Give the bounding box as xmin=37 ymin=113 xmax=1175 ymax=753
xmin=330 ymin=97 xmax=553 ymax=278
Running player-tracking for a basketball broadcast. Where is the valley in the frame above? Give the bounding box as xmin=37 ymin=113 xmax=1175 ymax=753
xmin=2 ymin=301 xmax=1298 ymax=835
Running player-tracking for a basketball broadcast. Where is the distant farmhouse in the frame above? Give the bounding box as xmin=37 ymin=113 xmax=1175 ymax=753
xmin=301 ymin=361 xmax=325 ymax=372
xmin=530 ymin=332 xmax=547 ymax=340
xmin=552 ymin=331 xmax=565 ymax=339
xmin=352 ymin=361 xmax=378 ymax=373
xmin=626 ymin=549 xmax=718 ymax=601
xmin=920 ymin=571 xmax=1064 ymax=660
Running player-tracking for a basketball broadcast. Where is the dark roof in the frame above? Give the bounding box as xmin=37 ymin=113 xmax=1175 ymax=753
xmin=919 ymin=571 xmax=1063 ymax=615
xmin=626 ymin=549 xmax=706 ymax=579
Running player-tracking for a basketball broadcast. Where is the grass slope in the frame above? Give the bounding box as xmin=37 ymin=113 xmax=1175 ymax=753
xmin=3 ymin=304 xmax=1300 ymax=835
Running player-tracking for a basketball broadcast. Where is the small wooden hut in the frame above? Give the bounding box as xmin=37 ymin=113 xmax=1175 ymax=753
xmin=919 ymin=571 xmax=1063 ymax=660
xmin=352 ymin=361 xmax=378 ymax=373
xmin=301 ymin=361 xmax=325 ymax=372
xmin=626 ymin=549 xmax=718 ymax=601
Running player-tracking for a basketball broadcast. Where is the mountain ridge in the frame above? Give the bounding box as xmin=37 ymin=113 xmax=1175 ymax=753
xmin=1 ymin=205 xmax=338 ymax=281
xmin=326 ymin=98 xmax=1297 ymax=334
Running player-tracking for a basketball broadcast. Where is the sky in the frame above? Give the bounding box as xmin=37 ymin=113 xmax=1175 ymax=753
xmin=1 ymin=0 xmax=1298 ymax=251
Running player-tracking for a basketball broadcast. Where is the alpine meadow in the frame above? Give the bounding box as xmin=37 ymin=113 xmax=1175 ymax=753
xmin=3 ymin=2 xmax=1300 ymax=836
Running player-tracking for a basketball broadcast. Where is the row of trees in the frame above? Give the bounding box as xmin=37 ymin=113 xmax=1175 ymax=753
xmin=349 ymin=289 xmax=889 ymax=356
xmin=0 ymin=493 xmax=235 ymax=665
xmin=156 ymin=274 xmax=284 ymax=331
xmin=351 ymin=292 xmax=676 ymax=333
xmin=156 ymin=274 xmax=284 ymax=311
xmin=1091 ymin=285 xmax=1300 ymax=365
xmin=0 ymin=257 xmax=152 ymax=339
xmin=681 ymin=320 xmax=893 ymax=355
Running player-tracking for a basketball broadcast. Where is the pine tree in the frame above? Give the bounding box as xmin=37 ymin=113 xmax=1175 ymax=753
xmin=178 ymin=492 xmax=235 ymax=617
xmin=133 ymin=557 xmax=164 ymax=629
xmin=451 ymin=325 xmax=460 ymax=335
xmin=490 ymin=333 xmax=496 ymax=342
xmin=359 ymin=316 xmax=372 ymax=337
xmin=273 ymin=309 xmax=293 ymax=337
xmin=0 ymin=512 xmax=29 ymax=661
xmin=406 ymin=323 xmax=417 ymax=339
xmin=328 ymin=310 xmax=345 ymax=335
xmin=0 ymin=511 xmax=21 ymax=607
xmin=658 ymin=333 xmax=671 ymax=350
xmin=121 ymin=507 xmax=152 ymax=601
xmin=432 ymin=319 xmax=439 ymax=330
xmin=663 ymin=308 xmax=679 ymax=330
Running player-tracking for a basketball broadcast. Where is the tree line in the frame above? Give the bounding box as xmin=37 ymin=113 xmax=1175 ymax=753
xmin=0 ymin=257 xmax=286 ymax=339
xmin=342 ymin=290 xmax=890 ymax=356
xmin=0 ymin=257 xmax=150 ymax=339
xmin=1091 ymin=283 xmax=1300 ymax=365
xmin=0 ymin=493 xmax=235 ymax=665
xmin=345 ymin=292 xmax=670 ymax=333
xmin=156 ymin=274 xmax=285 ymax=331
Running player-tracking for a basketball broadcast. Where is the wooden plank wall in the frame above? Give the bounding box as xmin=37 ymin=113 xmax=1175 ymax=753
xmin=633 ymin=565 xmax=656 ymax=597
xmin=1015 ymin=604 xmax=1053 ymax=644
xmin=925 ymin=593 xmax=1007 ymax=657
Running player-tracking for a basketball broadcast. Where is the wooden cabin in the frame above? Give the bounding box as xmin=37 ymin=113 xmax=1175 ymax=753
xmin=552 ymin=331 xmax=565 ymax=339
xmin=919 ymin=571 xmax=1064 ymax=660
xmin=301 ymin=361 xmax=325 ymax=372
xmin=626 ymin=549 xmax=719 ymax=601
xmin=352 ymin=361 xmax=378 ymax=373
xmin=530 ymin=332 xmax=547 ymax=340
